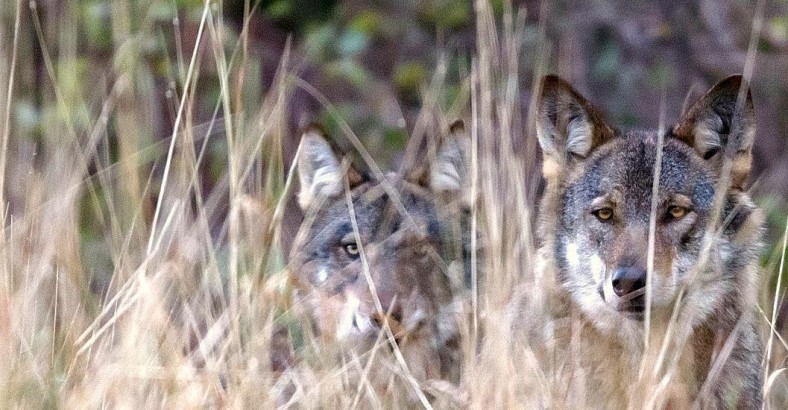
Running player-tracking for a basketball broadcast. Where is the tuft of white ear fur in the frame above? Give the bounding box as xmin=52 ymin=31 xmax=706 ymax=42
xmin=564 ymin=116 xmax=593 ymax=156
xmin=536 ymin=106 xmax=595 ymax=160
xmin=297 ymin=129 xmax=344 ymax=209
xmin=429 ymin=121 xmax=470 ymax=194
xmin=693 ymin=115 xmax=726 ymax=156
xmin=536 ymin=75 xmax=612 ymax=180
xmin=672 ymin=75 xmax=755 ymax=189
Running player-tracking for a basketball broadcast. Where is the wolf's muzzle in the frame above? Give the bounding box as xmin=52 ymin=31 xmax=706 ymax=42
xmin=611 ymin=266 xmax=647 ymax=317
xmin=611 ymin=266 xmax=647 ymax=298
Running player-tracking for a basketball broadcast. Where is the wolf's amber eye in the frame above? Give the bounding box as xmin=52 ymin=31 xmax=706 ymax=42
xmin=594 ymin=208 xmax=614 ymax=221
xmin=668 ymin=206 xmax=688 ymax=220
xmin=344 ymin=243 xmax=360 ymax=257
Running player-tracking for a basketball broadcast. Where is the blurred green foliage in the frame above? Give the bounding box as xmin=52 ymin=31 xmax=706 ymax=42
xmin=418 ymin=0 xmax=472 ymax=29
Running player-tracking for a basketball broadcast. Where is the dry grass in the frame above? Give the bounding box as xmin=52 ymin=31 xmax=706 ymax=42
xmin=0 ymin=0 xmax=785 ymax=408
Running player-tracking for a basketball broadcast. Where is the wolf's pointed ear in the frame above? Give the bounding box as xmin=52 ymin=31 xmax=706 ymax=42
xmin=297 ymin=126 xmax=361 ymax=209
xmin=536 ymin=75 xmax=614 ymax=180
xmin=672 ymin=75 xmax=755 ymax=189
xmin=429 ymin=120 xmax=471 ymax=194
xmin=406 ymin=120 xmax=472 ymax=204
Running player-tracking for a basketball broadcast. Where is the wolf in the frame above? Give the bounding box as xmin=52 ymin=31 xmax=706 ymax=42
xmin=534 ymin=75 xmax=764 ymax=408
xmin=285 ymin=121 xmax=472 ymax=400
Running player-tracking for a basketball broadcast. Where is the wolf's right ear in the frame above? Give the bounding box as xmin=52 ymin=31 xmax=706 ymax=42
xmin=403 ymin=120 xmax=473 ymax=207
xmin=428 ymin=120 xmax=471 ymax=195
xmin=535 ymin=75 xmax=614 ymax=179
xmin=672 ymin=76 xmax=755 ymax=190
xmin=297 ymin=127 xmax=360 ymax=209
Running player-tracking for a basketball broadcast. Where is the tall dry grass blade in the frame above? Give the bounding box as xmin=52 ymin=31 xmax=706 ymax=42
xmin=469 ymin=59 xmax=480 ymax=363
xmin=643 ymin=90 xmax=667 ymax=353
xmin=765 ymin=216 xmax=788 ymax=383
xmin=0 ymin=0 xmax=22 ymax=222
xmin=147 ymin=2 xmax=210 ymax=256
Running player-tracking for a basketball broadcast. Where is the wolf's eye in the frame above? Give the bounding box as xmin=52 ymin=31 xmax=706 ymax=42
xmin=344 ymin=243 xmax=360 ymax=258
xmin=667 ymin=206 xmax=688 ymax=220
xmin=593 ymin=208 xmax=614 ymax=222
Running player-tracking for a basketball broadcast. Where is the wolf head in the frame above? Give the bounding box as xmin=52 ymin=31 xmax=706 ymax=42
xmin=289 ymin=122 xmax=470 ymax=381
xmin=536 ymin=75 xmax=763 ymax=337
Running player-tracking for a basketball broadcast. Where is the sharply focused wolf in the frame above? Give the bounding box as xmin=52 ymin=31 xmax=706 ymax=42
xmin=286 ymin=122 xmax=471 ymax=398
xmin=534 ymin=75 xmax=764 ymax=408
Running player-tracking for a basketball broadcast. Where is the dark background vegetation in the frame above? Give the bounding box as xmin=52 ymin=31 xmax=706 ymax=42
xmin=7 ymin=0 xmax=788 ymax=278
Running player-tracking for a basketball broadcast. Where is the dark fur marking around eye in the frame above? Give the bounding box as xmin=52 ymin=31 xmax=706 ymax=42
xmin=680 ymin=231 xmax=694 ymax=250
xmin=337 ymin=223 xmax=353 ymax=239
xmin=703 ymin=148 xmax=719 ymax=160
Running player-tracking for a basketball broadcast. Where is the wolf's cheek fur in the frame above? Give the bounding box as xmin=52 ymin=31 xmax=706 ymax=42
xmin=294 ymin=259 xmax=331 ymax=287
xmin=561 ymin=239 xmax=619 ymax=328
xmin=562 ymin=227 xmax=683 ymax=315
xmin=561 ymin=247 xmax=640 ymax=337
xmin=564 ymin=241 xmax=606 ymax=284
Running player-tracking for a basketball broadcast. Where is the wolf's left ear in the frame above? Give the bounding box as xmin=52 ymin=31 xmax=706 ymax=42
xmin=536 ymin=75 xmax=614 ymax=180
xmin=297 ymin=126 xmax=362 ymax=209
xmin=672 ymin=75 xmax=755 ymax=189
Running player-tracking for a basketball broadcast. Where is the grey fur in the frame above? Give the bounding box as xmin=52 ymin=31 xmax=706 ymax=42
xmin=535 ymin=75 xmax=764 ymax=408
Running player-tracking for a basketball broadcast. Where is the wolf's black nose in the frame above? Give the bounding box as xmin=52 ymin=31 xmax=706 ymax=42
xmin=611 ymin=267 xmax=647 ymax=297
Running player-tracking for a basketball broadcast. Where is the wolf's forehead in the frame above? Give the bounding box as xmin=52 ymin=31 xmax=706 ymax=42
xmin=361 ymin=177 xmax=435 ymax=205
xmin=570 ymin=137 xmax=715 ymax=205
xmin=314 ymin=178 xmax=435 ymax=229
xmin=304 ymin=189 xmax=435 ymax=247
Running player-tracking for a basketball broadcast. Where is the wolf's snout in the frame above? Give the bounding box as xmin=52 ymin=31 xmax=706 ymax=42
xmin=611 ymin=266 xmax=646 ymax=297
xmin=375 ymin=299 xmax=403 ymax=324
xmin=375 ymin=286 xmax=398 ymax=315
xmin=370 ymin=282 xmax=404 ymax=322
xmin=372 ymin=310 xmax=405 ymax=336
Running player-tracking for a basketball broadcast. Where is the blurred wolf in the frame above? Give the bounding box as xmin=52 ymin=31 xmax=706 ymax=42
xmin=534 ymin=75 xmax=764 ymax=408
xmin=285 ymin=121 xmax=472 ymax=401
